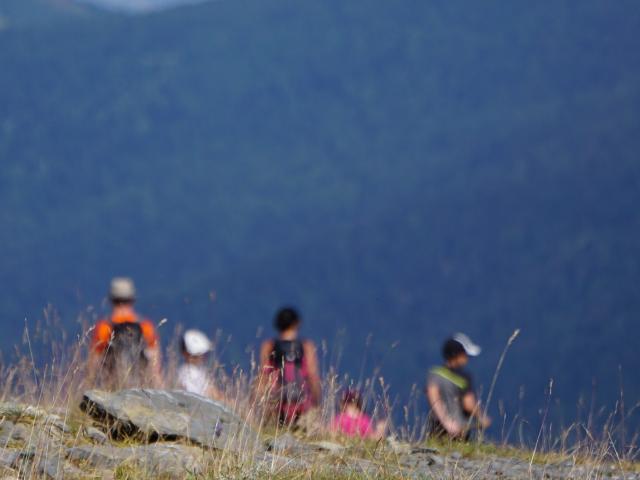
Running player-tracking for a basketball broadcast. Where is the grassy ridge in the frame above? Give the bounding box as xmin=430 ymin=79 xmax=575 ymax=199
xmin=0 ymin=326 xmax=638 ymax=479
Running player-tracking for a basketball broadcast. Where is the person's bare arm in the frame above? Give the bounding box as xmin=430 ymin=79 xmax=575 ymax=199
xmin=145 ymin=346 xmax=163 ymax=388
xmin=254 ymin=340 xmax=275 ymax=399
xmin=461 ymin=392 xmax=477 ymax=415
xmin=427 ymin=383 xmax=463 ymax=436
xmin=462 ymin=392 xmax=491 ymax=428
xmin=371 ymin=419 xmax=388 ymax=440
xmin=86 ymin=323 xmax=109 ymax=386
xmin=260 ymin=340 xmax=274 ymax=368
xmin=303 ymin=341 xmax=322 ymax=406
xmin=85 ymin=348 xmax=102 ymax=386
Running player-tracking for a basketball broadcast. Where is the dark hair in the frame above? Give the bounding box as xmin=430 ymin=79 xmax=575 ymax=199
xmin=442 ymin=338 xmax=466 ymax=360
xmin=274 ymin=307 xmax=301 ymax=332
xmin=341 ymin=389 xmax=363 ymax=410
xmin=110 ymin=298 xmax=134 ymax=306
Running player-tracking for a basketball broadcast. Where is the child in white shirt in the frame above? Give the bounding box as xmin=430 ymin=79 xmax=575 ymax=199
xmin=177 ymin=329 xmax=221 ymax=400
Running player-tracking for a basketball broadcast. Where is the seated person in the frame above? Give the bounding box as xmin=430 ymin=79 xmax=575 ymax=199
xmin=332 ymin=389 xmax=386 ymax=440
xmin=426 ymin=333 xmax=490 ymax=439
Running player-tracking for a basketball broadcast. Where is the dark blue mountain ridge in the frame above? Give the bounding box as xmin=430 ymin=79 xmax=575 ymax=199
xmin=0 ymin=0 xmax=100 ymax=29
xmin=1 ymin=0 xmax=639 ymax=440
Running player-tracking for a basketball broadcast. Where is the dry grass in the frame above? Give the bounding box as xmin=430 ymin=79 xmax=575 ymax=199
xmin=0 ymin=314 xmax=636 ymax=478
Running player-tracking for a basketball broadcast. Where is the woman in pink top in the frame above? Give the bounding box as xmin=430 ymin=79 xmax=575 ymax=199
xmin=332 ymin=389 xmax=386 ymax=440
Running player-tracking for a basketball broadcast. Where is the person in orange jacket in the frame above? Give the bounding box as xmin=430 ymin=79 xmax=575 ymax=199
xmin=87 ymin=278 xmax=162 ymax=388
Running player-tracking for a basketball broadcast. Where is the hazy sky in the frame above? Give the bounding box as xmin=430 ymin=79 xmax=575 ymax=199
xmin=76 ymin=0 xmax=210 ymax=13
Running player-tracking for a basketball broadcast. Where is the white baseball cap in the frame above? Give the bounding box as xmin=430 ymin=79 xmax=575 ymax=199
xmin=182 ymin=329 xmax=213 ymax=356
xmin=453 ymin=333 xmax=481 ymax=356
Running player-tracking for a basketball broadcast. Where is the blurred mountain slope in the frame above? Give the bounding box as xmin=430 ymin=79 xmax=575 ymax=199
xmin=0 ymin=0 xmax=639 ymax=432
xmin=0 ymin=0 xmax=98 ymax=29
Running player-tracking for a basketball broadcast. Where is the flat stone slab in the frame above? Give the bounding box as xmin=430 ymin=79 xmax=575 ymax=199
xmin=80 ymin=389 xmax=260 ymax=453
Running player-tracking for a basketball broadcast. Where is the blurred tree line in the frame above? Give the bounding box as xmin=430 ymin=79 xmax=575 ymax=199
xmin=0 ymin=0 xmax=639 ymax=438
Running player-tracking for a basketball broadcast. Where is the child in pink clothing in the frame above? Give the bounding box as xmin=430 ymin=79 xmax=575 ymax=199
xmin=332 ymin=389 xmax=386 ymax=439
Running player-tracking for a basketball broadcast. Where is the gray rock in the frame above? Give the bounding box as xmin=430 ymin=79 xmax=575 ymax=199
xmin=253 ymin=452 xmax=310 ymax=473
xmin=80 ymin=389 xmax=260 ymax=453
xmin=449 ymin=450 xmax=462 ymax=460
xmin=308 ymin=440 xmax=345 ymax=454
xmin=459 ymin=459 xmax=479 ymax=470
xmin=0 ymin=421 xmax=29 ymax=445
xmin=427 ymin=454 xmax=445 ymax=467
xmin=0 ymin=416 xmax=68 ymax=448
xmin=134 ymin=445 xmax=203 ymax=477
xmin=265 ymin=435 xmax=346 ymax=457
xmin=254 ymin=452 xmax=384 ymax=478
xmin=400 ymin=449 xmax=443 ymax=470
xmin=0 ymin=447 xmax=37 ymax=479
xmin=66 ymin=443 xmax=203 ymax=476
xmin=0 ymin=404 xmax=69 ymax=433
xmin=33 ymin=456 xmax=85 ymax=480
xmin=82 ymin=425 xmax=108 ymax=444
xmin=265 ymin=433 xmax=305 ymax=453
xmin=410 ymin=446 xmax=439 ymax=455
xmin=0 ymin=450 xmax=20 ymax=469
xmin=42 ymin=416 xmax=70 ymax=435
xmin=0 ymin=447 xmax=82 ymax=480
xmin=66 ymin=444 xmax=126 ymax=469
xmin=348 ymin=458 xmax=389 ymax=476
xmin=0 ymin=403 xmax=44 ymax=421
xmin=386 ymin=436 xmax=411 ymax=454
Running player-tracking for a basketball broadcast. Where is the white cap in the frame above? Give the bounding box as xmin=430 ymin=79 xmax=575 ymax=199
xmin=183 ymin=329 xmax=213 ymax=356
xmin=453 ymin=333 xmax=481 ymax=356
xmin=110 ymin=277 xmax=136 ymax=302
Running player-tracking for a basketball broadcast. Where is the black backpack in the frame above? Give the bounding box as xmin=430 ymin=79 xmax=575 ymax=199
xmin=102 ymin=321 xmax=149 ymax=388
xmin=271 ymin=339 xmax=308 ymax=405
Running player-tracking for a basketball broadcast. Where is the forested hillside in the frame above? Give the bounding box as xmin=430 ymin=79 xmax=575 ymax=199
xmin=1 ymin=0 xmax=639 ymax=439
xmin=0 ymin=0 xmax=96 ymax=29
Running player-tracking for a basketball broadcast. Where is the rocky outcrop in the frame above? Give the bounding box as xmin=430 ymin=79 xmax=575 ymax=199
xmin=0 ymin=396 xmax=636 ymax=479
xmin=80 ymin=389 xmax=260 ymax=453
